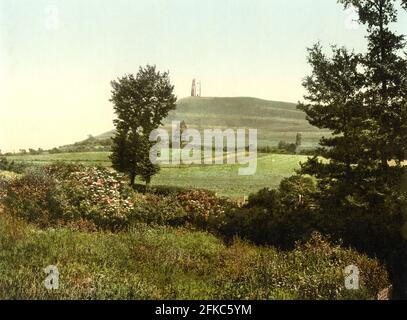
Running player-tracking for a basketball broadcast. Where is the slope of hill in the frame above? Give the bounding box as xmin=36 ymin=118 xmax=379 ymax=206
xmin=64 ymin=97 xmax=329 ymax=150
xmin=164 ymin=97 xmax=327 ymax=148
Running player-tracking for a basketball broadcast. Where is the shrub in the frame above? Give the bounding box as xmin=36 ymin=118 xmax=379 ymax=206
xmin=1 ymin=164 xmax=196 ymax=231
xmin=148 ymin=185 xmax=191 ymax=196
xmin=288 ymin=233 xmax=390 ymax=299
xmin=2 ymin=169 xmax=72 ymax=227
xmin=1 ymin=165 xmax=133 ymax=230
xmin=248 ymin=175 xmax=317 ymax=211
xmin=0 ymin=157 xmax=28 ymax=174
xmin=65 ymin=166 xmax=134 ymax=230
xmin=215 ymin=233 xmax=390 ymax=300
xmin=129 ymin=193 xmax=188 ymax=227
xmin=216 ymin=175 xmax=319 ymax=248
xmin=215 ymin=207 xmax=274 ymax=244
xmin=176 ymin=190 xmax=235 ymax=230
xmin=247 ymin=187 xmax=280 ymax=211
xmin=44 ymin=162 xmax=85 ymax=180
xmin=0 ymin=177 xmax=9 ymax=202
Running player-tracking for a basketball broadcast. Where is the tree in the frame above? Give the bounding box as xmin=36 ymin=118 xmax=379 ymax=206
xmin=299 ymin=0 xmax=407 ymax=206
xmin=298 ymin=0 xmax=407 ymax=297
xmin=278 ymin=140 xmax=297 ymax=153
xmin=49 ymin=147 xmax=61 ymax=154
xmin=180 ymin=120 xmax=188 ymax=148
xmin=295 ymin=133 xmax=302 ymax=154
xmin=110 ymin=65 xmax=177 ymax=187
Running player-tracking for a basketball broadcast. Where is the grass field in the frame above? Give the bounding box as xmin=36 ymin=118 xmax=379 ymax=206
xmin=6 ymin=152 xmax=309 ymax=199
xmin=6 ymin=152 xmax=112 ymax=166
xmin=0 ymin=211 xmax=385 ymax=300
xmin=154 ymin=153 xmax=308 ymax=198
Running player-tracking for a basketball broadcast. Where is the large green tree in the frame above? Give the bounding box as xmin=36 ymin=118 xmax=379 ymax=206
xmin=299 ymin=0 xmax=407 ymax=209
xmin=298 ymin=0 xmax=407 ymax=297
xmin=110 ymin=65 xmax=177 ymax=187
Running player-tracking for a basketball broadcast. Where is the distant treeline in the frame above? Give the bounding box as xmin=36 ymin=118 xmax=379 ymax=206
xmin=0 ymin=133 xmax=318 ymax=157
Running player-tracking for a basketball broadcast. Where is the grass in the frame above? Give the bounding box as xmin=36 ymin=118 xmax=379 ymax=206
xmin=0 ymin=157 xmax=390 ymax=300
xmin=89 ymin=97 xmax=331 ymax=149
xmin=0 ymin=212 xmax=387 ymax=300
xmin=151 ymin=153 xmax=309 ymax=198
xmin=6 ymin=152 xmax=112 ymax=167
xmin=167 ymin=97 xmax=329 ymax=148
xmin=7 ymin=152 xmax=309 ymax=199
xmin=0 ymin=170 xmax=21 ymax=180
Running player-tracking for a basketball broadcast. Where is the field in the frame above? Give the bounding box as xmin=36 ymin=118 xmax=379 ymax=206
xmin=6 ymin=152 xmax=309 ymax=198
xmin=0 ymin=212 xmax=386 ymax=300
xmin=6 ymin=152 xmax=112 ymax=167
xmin=0 ymin=159 xmax=390 ymax=300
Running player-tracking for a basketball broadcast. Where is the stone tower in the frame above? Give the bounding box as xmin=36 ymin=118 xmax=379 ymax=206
xmin=191 ymin=79 xmax=196 ymax=96
xmin=191 ymin=79 xmax=201 ymax=97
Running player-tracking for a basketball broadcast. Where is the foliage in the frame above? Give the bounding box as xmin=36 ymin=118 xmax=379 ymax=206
xmin=2 ymin=169 xmax=71 ymax=227
xmin=4 ymin=152 xmax=309 ymax=199
xmin=297 ymin=0 xmax=407 ymax=298
xmin=1 ymin=164 xmax=190 ymax=231
xmin=216 ymin=176 xmax=319 ymax=248
xmin=129 ymin=193 xmax=188 ymax=227
xmin=0 ymin=213 xmax=390 ymax=300
xmin=278 ymin=141 xmax=297 ymax=154
xmin=110 ymin=65 xmax=177 ymax=186
xmin=0 ymin=177 xmax=9 ymax=202
xmin=0 ymin=157 xmax=28 ymax=174
xmin=176 ymin=190 xmax=234 ymax=230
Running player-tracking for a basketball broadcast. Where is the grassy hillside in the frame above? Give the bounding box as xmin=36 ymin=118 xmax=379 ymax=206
xmin=89 ymin=97 xmax=329 ymax=149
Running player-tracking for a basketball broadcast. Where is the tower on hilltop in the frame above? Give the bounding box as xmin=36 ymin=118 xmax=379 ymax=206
xmin=191 ymin=79 xmax=201 ymax=97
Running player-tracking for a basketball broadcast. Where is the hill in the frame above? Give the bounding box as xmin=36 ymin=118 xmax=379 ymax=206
xmin=62 ymin=96 xmax=329 ymax=151
xmin=164 ymin=97 xmax=328 ymax=148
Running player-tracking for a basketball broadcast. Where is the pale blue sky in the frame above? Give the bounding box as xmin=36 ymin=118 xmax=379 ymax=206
xmin=1 ymin=0 xmax=407 ymax=152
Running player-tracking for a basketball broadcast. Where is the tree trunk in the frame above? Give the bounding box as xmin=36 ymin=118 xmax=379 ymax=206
xmin=145 ymin=177 xmax=151 ymax=190
xmin=129 ymin=172 xmax=136 ymax=188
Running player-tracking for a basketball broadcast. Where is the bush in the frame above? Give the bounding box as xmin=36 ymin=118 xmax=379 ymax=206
xmin=247 ymin=187 xmax=280 ymax=212
xmin=0 ymin=177 xmax=9 ymax=202
xmin=176 ymin=190 xmax=235 ymax=230
xmin=129 ymin=193 xmax=188 ymax=227
xmin=214 ymin=233 xmax=390 ymax=300
xmin=215 ymin=175 xmax=320 ymax=248
xmin=44 ymin=162 xmax=85 ymax=180
xmin=216 ymin=206 xmax=274 ymax=244
xmin=1 ymin=164 xmax=194 ymax=231
xmin=0 ymin=157 xmax=28 ymax=174
xmin=64 ymin=166 xmax=134 ymax=230
xmin=2 ymin=169 xmax=72 ymax=227
xmin=1 ymin=165 xmax=132 ymax=230
xmin=148 ymin=185 xmax=191 ymax=196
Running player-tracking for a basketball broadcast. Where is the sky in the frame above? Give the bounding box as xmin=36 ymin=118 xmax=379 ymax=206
xmin=1 ymin=0 xmax=407 ymax=152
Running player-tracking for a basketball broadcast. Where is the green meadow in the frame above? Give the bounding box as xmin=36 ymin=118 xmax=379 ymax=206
xmin=6 ymin=152 xmax=309 ymax=198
